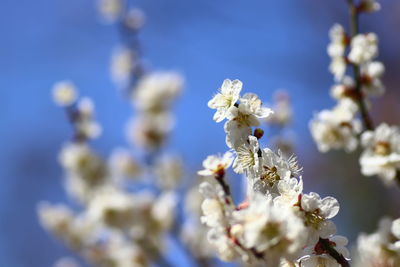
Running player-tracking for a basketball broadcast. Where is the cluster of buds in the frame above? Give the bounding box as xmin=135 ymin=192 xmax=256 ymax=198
xmin=198 ymin=79 xmax=350 ymax=266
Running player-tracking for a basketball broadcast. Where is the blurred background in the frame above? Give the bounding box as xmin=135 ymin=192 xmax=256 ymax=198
xmin=1 ymin=0 xmax=400 ymax=266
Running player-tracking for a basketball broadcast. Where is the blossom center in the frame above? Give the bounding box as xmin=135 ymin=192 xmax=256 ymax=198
xmin=304 ymin=210 xmax=325 ymax=229
xmin=260 ymin=166 xmax=280 ymax=186
xmin=374 ymin=141 xmax=391 ymax=156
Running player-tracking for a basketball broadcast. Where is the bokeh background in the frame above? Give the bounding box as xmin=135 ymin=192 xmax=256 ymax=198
xmin=1 ymin=0 xmax=400 ymax=266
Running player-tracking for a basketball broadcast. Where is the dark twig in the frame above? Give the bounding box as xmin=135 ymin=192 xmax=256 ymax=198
xmin=318 ymin=238 xmax=350 ymax=267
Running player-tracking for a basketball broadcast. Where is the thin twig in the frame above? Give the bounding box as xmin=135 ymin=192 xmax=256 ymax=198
xmin=318 ymin=238 xmax=350 ymax=267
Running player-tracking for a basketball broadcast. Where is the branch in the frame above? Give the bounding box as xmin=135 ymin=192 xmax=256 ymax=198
xmin=347 ymin=0 xmax=374 ymax=131
xmin=346 ymin=1 xmax=400 ymax=187
xmin=317 ymin=238 xmax=350 ymax=267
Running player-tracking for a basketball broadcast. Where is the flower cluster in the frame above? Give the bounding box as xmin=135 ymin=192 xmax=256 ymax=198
xmin=39 ymin=5 xmax=185 ymax=267
xmin=310 ymin=0 xmax=400 ymax=186
xmin=198 ymin=79 xmax=349 ymax=266
xmin=354 ymin=217 xmax=400 ymax=266
xmin=360 ymin=123 xmax=400 ymax=184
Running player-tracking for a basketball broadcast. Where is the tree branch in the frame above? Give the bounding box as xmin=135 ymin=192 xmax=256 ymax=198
xmin=318 ymin=238 xmax=350 ymax=267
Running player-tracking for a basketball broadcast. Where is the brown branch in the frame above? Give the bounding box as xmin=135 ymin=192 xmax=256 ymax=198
xmin=317 ymin=238 xmax=350 ymax=267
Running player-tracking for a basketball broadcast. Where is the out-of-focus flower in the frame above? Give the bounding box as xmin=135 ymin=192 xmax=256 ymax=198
xmin=354 ymin=217 xmax=400 ymax=266
xmin=198 ymin=151 xmax=234 ymax=177
xmin=133 ymin=72 xmax=183 ymax=113
xmin=266 ymin=90 xmax=293 ymax=126
xmin=327 ymin=24 xmax=348 ymax=81
xmin=52 ymin=81 xmax=78 ymax=107
xmin=126 ymin=113 xmax=173 ymax=151
xmin=87 ymin=187 xmax=136 ymax=230
xmin=124 ymin=8 xmax=146 ymax=30
xmin=111 ymin=47 xmax=136 ymax=87
xmin=109 ymin=148 xmax=141 ymax=180
xmin=98 ymin=0 xmax=123 ymax=22
xmin=154 ymin=155 xmax=182 ymax=190
xmin=360 ymin=123 xmax=400 ymax=184
xmin=348 ymin=33 xmax=378 ymax=65
xmin=361 ymin=61 xmax=385 ymax=96
xmin=310 ymin=100 xmax=361 ymax=153
xmin=53 ymin=257 xmax=80 ymax=267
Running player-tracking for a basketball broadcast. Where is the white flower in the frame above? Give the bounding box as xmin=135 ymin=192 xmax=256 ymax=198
xmin=300 ymin=192 xmax=339 ymax=244
xmin=53 ymin=257 xmax=80 ymax=267
xmin=330 ymin=57 xmax=347 ymax=82
xmin=224 ymin=118 xmax=253 ymax=149
xmin=354 ymin=217 xmax=400 ymax=267
xmin=201 ymin=198 xmax=225 ymax=228
xmin=87 ymin=187 xmax=136 ymax=230
xmin=133 ymin=72 xmax=183 ymax=112
xmin=154 ymin=156 xmax=182 ymax=190
xmin=232 ymin=136 xmax=260 ymax=174
xmin=181 ymin=221 xmax=215 ymax=258
xmin=274 ymin=177 xmax=303 ymax=206
xmin=327 ymin=24 xmax=347 ymax=81
xmin=360 ymin=123 xmax=400 ymax=184
xmin=300 ymin=254 xmax=339 ymax=267
xmin=98 ymin=0 xmax=122 ymax=22
xmin=73 ymin=97 xmax=102 ymax=140
xmin=239 ymin=93 xmax=273 ymax=119
xmin=124 ymin=8 xmax=146 ymax=30
xmin=249 ymin=149 xmax=301 ymax=196
xmin=110 ymin=47 xmax=136 ymax=86
xmin=266 ymin=90 xmax=293 ymax=126
xmin=223 ymin=92 xmax=272 ymax=148
xmin=233 ymin=194 xmax=307 ymax=265
xmin=59 ymin=142 xmax=106 ymax=189
xmin=348 ymin=33 xmax=378 ymax=65
xmin=310 ymin=100 xmax=361 ymax=153
xmin=207 ymin=228 xmax=239 ymax=262
xmin=198 ymin=181 xmax=238 ymax=261
xmin=330 ymin=76 xmax=355 ymax=100
xmin=38 ymin=202 xmax=74 ymax=237
xmin=52 ymin=81 xmax=77 ymax=106
xmin=151 ymin=192 xmax=177 ymax=230
xmin=109 ymin=148 xmax=141 ymax=180
xmin=208 ymin=79 xmax=242 ymax=122
xmin=126 ymin=112 xmax=174 ymax=150
xmin=361 ymin=61 xmax=385 ymax=96
xmin=198 ymin=151 xmax=234 ymax=177
xmin=328 ymin=24 xmax=347 ymax=58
